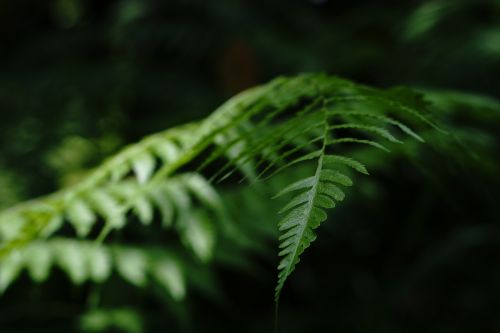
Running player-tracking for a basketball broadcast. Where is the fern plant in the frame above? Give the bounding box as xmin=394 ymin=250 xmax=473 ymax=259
xmin=0 ymin=73 xmax=451 ymax=308
xmin=0 ymin=237 xmax=201 ymax=301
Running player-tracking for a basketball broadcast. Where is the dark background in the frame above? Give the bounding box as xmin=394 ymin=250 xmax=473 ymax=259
xmin=0 ymin=0 xmax=500 ymax=332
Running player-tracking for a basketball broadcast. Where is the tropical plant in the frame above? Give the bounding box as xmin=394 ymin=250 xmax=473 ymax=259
xmin=0 ymin=73 xmax=498 ymax=331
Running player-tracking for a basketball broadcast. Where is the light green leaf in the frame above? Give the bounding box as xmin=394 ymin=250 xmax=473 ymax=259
xmin=0 ymin=215 xmax=25 ymax=241
xmin=323 ymin=155 xmax=369 ymax=175
xmin=54 ymin=240 xmax=87 ymax=284
xmin=88 ymin=190 xmax=125 ymax=229
xmin=0 ymin=252 xmax=23 ymax=292
xmin=152 ymin=259 xmax=185 ymax=301
xmin=153 ymin=140 xmax=180 ymax=163
xmin=149 ymin=187 xmax=174 ymax=227
xmin=66 ymin=199 xmax=96 ymax=237
xmin=184 ymin=174 xmax=222 ymax=211
xmin=273 ymin=176 xmax=316 ymax=198
xmin=132 ymin=152 xmax=156 ymax=184
xmin=115 ymin=248 xmax=148 ymax=287
xmin=181 ymin=213 xmax=215 ymax=262
xmin=24 ymin=242 xmax=52 ymax=282
xmin=111 ymin=162 xmax=130 ymax=182
xmin=87 ymin=245 xmax=112 ymax=283
xmin=133 ymin=197 xmax=154 ymax=225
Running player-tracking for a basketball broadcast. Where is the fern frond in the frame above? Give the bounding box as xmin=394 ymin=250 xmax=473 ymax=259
xmin=270 ymin=113 xmax=430 ymax=301
xmin=0 ymin=82 xmax=274 ymax=256
xmin=0 ymin=172 xmax=224 ymax=262
xmin=175 ymin=75 xmax=437 ymax=301
xmin=0 ymin=73 xmax=444 ymax=304
xmin=0 ymin=238 xmax=189 ymax=301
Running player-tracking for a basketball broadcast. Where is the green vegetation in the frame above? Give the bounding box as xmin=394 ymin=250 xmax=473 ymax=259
xmin=1 ymin=1 xmax=499 ymax=332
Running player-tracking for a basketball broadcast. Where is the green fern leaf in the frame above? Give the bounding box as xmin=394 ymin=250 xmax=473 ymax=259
xmin=0 ymin=73 xmax=445 ymax=305
xmin=86 ymin=245 xmax=112 ymax=283
xmin=24 ymin=242 xmax=52 ymax=282
xmin=274 ymin=109 xmax=332 ymax=301
xmin=132 ymin=196 xmax=154 ymax=225
xmin=180 ymin=212 xmax=215 ymax=263
xmin=53 ymin=239 xmax=88 ymax=284
xmin=87 ymin=190 xmax=125 ymax=229
xmin=152 ymin=257 xmax=186 ymax=301
xmin=0 ymin=252 xmax=23 ymax=292
xmin=132 ymin=151 xmax=156 ymax=184
xmin=66 ymin=199 xmax=96 ymax=237
xmin=115 ymin=247 xmax=148 ymax=287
